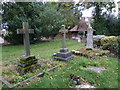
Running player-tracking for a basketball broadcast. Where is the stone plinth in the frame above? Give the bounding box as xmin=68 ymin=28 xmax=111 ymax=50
xmin=16 ymin=55 xmax=41 ymax=75
xmin=54 ymin=48 xmax=73 ymax=61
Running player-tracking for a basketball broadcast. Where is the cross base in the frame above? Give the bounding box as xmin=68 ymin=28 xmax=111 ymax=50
xmin=86 ymin=48 xmax=93 ymax=50
xmin=60 ymin=48 xmax=68 ymax=52
xmin=16 ymin=55 xmax=41 ymax=75
xmin=53 ymin=48 xmax=73 ymax=61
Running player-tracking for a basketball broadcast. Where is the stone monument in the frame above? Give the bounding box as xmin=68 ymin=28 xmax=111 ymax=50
xmin=53 ymin=25 xmax=73 ymax=61
xmin=16 ymin=22 xmax=41 ymax=75
xmin=86 ymin=23 xmax=94 ymax=49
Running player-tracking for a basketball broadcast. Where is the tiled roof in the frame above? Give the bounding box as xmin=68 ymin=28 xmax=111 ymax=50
xmin=69 ymin=21 xmax=88 ymax=32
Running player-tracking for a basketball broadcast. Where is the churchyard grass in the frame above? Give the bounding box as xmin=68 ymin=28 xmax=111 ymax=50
xmin=2 ymin=40 xmax=83 ymax=61
xmin=26 ymin=56 xmax=118 ymax=88
xmin=1 ymin=40 xmax=118 ymax=88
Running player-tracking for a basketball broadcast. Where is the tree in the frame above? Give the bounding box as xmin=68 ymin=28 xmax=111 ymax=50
xmin=53 ymin=1 xmax=83 ymax=29
xmin=31 ymin=2 xmax=65 ymax=38
xmin=105 ymin=15 xmax=120 ymax=36
xmin=91 ymin=2 xmax=116 ymax=35
xmin=1 ymin=2 xmax=65 ymax=44
xmin=82 ymin=2 xmax=115 ymax=35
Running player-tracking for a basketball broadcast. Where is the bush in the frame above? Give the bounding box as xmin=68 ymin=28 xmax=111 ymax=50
xmin=94 ymin=36 xmax=119 ymax=55
xmin=101 ymin=36 xmax=118 ymax=55
xmin=93 ymin=38 xmax=101 ymax=48
xmin=2 ymin=2 xmax=66 ymax=45
xmin=93 ymin=35 xmax=106 ymax=48
xmin=118 ymin=36 xmax=120 ymax=59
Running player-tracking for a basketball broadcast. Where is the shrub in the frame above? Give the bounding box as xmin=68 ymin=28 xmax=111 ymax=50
xmin=101 ymin=36 xmax=118 ymax=55
xmin=93 ymin=35 xmax=106 ymax=48
xmin=93 ymin=38 xmax=101 ymax=48
xmin=118 ymin=36 xmax=120 ymax=59
xmin=93 ymin=36 xmax=119 ymax=55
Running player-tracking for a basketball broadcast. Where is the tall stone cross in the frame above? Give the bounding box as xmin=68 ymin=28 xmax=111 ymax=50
xmin=17 ymin=22 xmax=34 ymax=56
xmin=59 ymin=25 xmax=68 ymax=49
xmin=86 ymin=23 xmax=93 ymax=49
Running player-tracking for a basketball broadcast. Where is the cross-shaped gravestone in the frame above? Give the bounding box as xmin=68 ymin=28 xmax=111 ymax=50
xmin=59 ymin=25 xmax=68 ymax=49
xmin=53 ymin=25 xmax=73 ymax=61
xmin=17 ymin=22 xmax=34 ymax=56
xmin=86 ymin=23 xmax=93 ymax=49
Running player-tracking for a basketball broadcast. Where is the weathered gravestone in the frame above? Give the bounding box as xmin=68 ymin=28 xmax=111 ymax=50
xmin=86 ymin=23 xmax=93 ymax=49
xmin=16 ymin=22 xmax=41 ymax=75
xmin=53 ymin=25 xmax=73 ymax=61
xmin=86 ymin=67 xmax=105 ymax=73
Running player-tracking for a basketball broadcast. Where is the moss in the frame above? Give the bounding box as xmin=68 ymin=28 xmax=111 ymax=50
xmin=18 ymin=65 xmax=31 ymax=70
xmin=72 ymin=48 xmax=110 ymax=59
xmin=2 ymin=70 xmax=13 ymax=75
xmin=19 ymin=55 xmax=36 ymax=62
xmin=19 ymin=59 xmax=37 ymax=64
xmin=17 ymin=60 xmax=41 ymax=75
xmin=86 ymin=48 xmax=93 ymax=50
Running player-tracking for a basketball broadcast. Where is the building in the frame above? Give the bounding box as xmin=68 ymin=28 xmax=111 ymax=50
xmin=54 ymin=17 xmax=95 ymax=42
xmin=0 ymin=29 xmax=8 ymax=36
xmin=68 ymin=17 xmax=95 ymax=40
xmin=0 ymin=29 xmax=10 ymax=45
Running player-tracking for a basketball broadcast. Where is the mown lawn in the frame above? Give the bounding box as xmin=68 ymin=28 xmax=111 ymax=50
xmin=2 ymin=40 xmax=84 ymax=61
xmin=1 ymin=40 xmax=118 ymax=88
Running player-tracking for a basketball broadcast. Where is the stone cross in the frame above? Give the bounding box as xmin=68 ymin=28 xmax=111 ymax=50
xmin=86 ymin=23 xmax=93 ymax=49
xmin=59 ymin=25 xmax=68 ymax=49
xmin=17 ymin=22 xmax=34 ymax=56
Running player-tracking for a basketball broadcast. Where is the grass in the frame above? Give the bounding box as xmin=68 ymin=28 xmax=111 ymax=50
xmin=26 ymin=57 xmax=118 ymax=88
xmin=2 ymin=40 xmax=84 ymax=61
xmin=1 ymin=39 xmax=119 ymax=88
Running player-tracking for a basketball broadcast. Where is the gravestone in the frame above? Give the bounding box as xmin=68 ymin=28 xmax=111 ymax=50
xmin=87 ymin=67 xmax=105 ymax=73
xmin=53 ymin=25 xmax=73 ymax=61
xmin=86 ymin=23 xmax=93 ymax=49
xmin=16 ymin=22 xmax=41 ymax=75
xmin=75 ymin=84 xmax=95 ymax=88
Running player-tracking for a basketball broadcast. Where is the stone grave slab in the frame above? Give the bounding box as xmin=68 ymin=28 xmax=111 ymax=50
xmin=87 ymin=67 xmax=105 ymax=73
xmin=70 ymin=74 xmax=96 ymax=88
xmin=75 ymin=84 xmax=95 ymax=88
